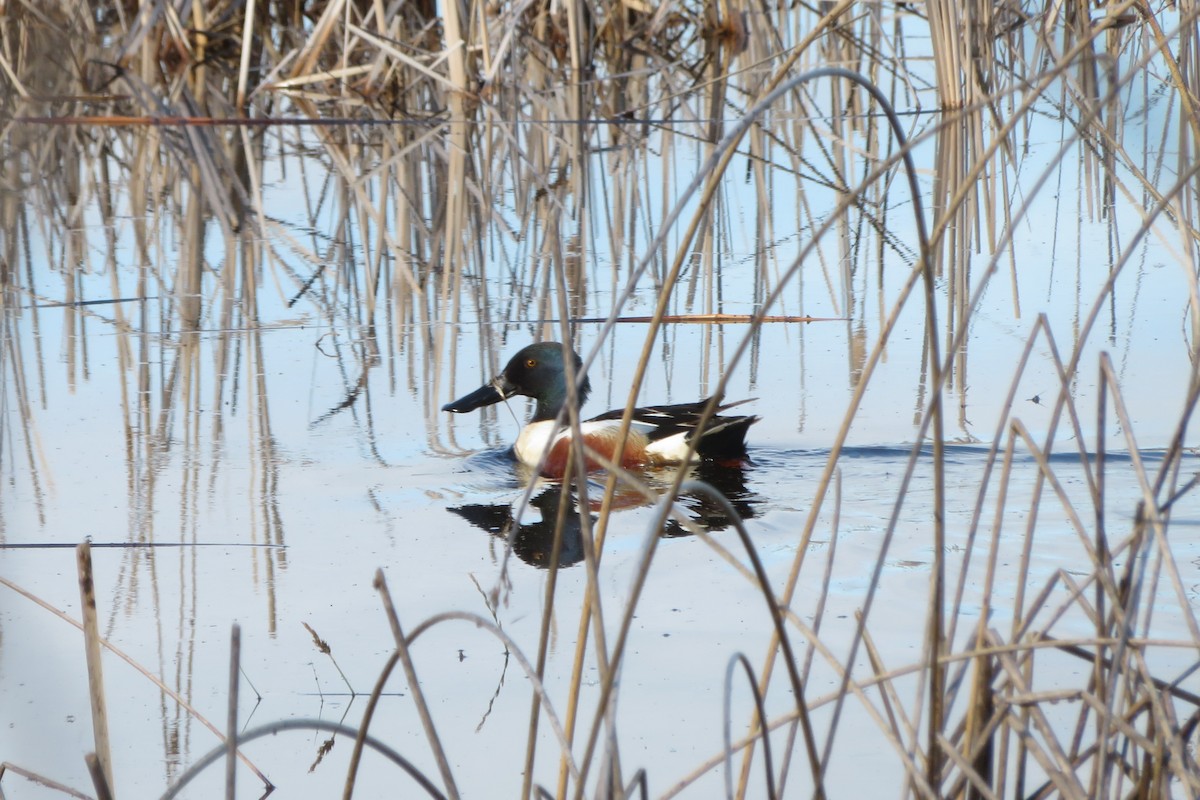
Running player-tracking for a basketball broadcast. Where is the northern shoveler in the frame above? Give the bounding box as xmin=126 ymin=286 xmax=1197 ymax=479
xmin=443 ymin=342 xmax=758 ymax=477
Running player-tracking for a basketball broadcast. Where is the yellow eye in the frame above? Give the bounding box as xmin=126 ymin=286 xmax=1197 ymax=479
xmin=525 ymin=358 xmax=537 ymax=368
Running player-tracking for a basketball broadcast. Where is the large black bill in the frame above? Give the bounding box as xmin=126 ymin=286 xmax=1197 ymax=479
xmin=443 ymin=381 xmax=506 ymax=413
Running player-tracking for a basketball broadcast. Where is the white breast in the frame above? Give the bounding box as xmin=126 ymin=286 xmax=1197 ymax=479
xmin=514 ymin=420 xmax=560 ymax=466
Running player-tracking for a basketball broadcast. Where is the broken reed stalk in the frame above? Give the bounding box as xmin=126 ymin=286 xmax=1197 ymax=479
xmin=723 ymin=654 xmax=776 ymax=799
xmin=235 ymin=0 xmax=257 ymax=110
xmin=855 ymin=613 xmax=923 ymax=789
xmin=226 ymin=624 xmax=241 ymax=800
xmin=547 ymin=228 xmax=624 ymax=798
xmin=963 ymin=633 xmax=996 ymax=800
xmin=0 ymin=576 xmax=272 ymax=786
xmin=164 ymin=719 xmax=440 ymax=800
xmin=0 ymin=761 xmax=92 ymax=799
xmin=342 ymin=648 xmax=400 ymax=799
xmin=76 ymin=542 xmax=113 ymax=798
xmin=83 ymin=753 xmax=114 ymax=800
xmin=683 ymin=480 xmax=826 ymax=799
xmin=521 ymin=455 xmax=577 ymax=800
xmin=399 ymin=610 xmax=583 ymax=783
xmin=373 ymin=569 xmax=461 ymax=800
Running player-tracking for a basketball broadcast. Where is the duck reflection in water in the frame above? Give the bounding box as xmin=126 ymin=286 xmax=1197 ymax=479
xmin=448 ymin=458 xmax=759 ymax=569
xmin=449 ymin=483 xmax=586 ymax=569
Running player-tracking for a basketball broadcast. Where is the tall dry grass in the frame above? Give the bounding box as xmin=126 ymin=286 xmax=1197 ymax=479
xmin=1 ymin=1 xmax=1198 ymax=798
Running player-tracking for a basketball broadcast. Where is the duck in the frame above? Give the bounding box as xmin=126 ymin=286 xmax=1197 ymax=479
xmin=442 ymin=342 xmax=757 ymax=478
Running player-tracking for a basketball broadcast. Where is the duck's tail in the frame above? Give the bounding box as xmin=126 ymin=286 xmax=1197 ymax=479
xmin=695 ymin=410 xmax=759 ymax=459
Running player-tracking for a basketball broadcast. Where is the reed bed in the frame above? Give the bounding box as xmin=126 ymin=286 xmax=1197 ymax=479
xmin=1 ymin=0 xmax=1199 ymax=798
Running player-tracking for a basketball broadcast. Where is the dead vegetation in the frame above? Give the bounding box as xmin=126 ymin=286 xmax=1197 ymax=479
xmin=1 ymin=0 xmax=1199 ymax=798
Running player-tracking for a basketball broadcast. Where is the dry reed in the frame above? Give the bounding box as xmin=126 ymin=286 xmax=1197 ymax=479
xmin=1 ymin=1 xmax=1198 ymax=798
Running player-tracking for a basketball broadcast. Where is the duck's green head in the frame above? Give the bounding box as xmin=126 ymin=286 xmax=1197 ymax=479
xmin=443 ymin=342 xmax=592 ymax=422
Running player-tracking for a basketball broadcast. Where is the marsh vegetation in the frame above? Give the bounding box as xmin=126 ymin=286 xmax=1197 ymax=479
xmin=1 ymin=0 xmax=1199 ymax=797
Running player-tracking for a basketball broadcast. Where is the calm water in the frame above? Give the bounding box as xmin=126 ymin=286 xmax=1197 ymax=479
xmin=3 ymin=15 xmax=1200 ymax=799
xmin=4 ymin=268 xmax=1197 ymax=797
